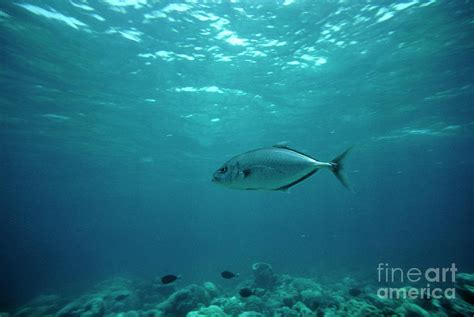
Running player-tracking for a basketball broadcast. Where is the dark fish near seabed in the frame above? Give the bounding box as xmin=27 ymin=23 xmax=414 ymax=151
xmin=221 ymin=271 xmax=239 ymax=279
xmin=239 ymin=288 xmax=254 ymax=298
xmin=212 ymin=144 xmax=352 ymax=192
xmin=161 ymin=274 xmax=180 ymax=284
xmin=349 ymin=287 xmax=362 ymax=297
xmin=115 ymin=294 xmax=129 ymax=301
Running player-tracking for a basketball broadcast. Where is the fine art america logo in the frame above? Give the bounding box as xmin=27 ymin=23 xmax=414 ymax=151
xmin=377 ymin=263 xmax=457 ymax=299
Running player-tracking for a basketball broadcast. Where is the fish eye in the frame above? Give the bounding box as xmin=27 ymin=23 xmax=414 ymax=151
xmin=220 ymin=166 xmax=227 ymax=173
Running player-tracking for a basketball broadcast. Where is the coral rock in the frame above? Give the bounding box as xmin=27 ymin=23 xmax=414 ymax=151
xmin=394 ymin=302 xmax=430 ymax=317
xmin=157 ymin=284 xmax=211 ymax=317
xmin=237 ymin=312 xmax=264 ymax=317
xmin=211 ymin=296 xmax=244 ymax=316
xmin=292 ymin=301 xmax=314 ymax=316
xmin=252 ymin=263 xmax=278 ymax=289
xmin=203 ymin=282 xmax=219 ymax=299
xmin=186 ymin=305 xmax=229 ymax=317
xmin=456 ymin=273 xmax=474 ymax=305
xmin=55 ymin=297 xmax=105 ymax=317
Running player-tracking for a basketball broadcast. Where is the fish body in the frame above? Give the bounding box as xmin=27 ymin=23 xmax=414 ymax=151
xmin=115 ymin=294 xmax=129 ymax=301
xmin=212 ymin=144 xmax=351 ymax=191
xmin=161 ymin=274 xmax=180 ymax=284
xmin=221 ymin=271 xmax=239 ymax=279
xmin=239 ymin=287 xmax=254 ymax=298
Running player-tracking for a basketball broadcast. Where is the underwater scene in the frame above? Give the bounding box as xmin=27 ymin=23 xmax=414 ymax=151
xmin=1 ymin=0 xmax=473 ymax=316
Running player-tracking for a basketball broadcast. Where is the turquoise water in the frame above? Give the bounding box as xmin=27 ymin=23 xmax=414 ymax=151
xmin=1 ymin=0 xmax=473 ymax=314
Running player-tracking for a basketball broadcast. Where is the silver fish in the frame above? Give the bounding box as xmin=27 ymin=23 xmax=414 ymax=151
xmin=212 ymin=144 xmax=351 ymax=192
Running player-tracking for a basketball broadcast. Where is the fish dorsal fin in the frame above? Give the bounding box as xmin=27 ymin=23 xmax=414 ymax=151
xmin=273 ymin=141 xmax=291 ymax=148
xmin=272 ymin=143 xmax=317 ymax=160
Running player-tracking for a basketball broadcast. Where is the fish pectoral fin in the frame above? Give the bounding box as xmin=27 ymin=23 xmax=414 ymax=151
xmin=242 ymin=169 xmax=251 ymax=177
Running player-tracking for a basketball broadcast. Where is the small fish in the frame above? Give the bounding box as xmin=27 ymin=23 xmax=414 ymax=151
xmin=115 ymin=293 xmax=129 ymax=301
xmin=212 ymin=144 xmax=352 ymax=192
xmin=239 ymin=287 xmax=254 ymax=298
xmin=161 ymin=274 xmax=180 ymax=284
xmin=349 ymin=287 xmax=362 ymax=297
xmin=221 ymin=271 xmax=239 ymax=279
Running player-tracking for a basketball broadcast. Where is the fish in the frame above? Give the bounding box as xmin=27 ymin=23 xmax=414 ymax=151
xmin=160 ymin=274 xmax=180 ymax=284
xmin=349 ymin=287 xmax=362 ymax=297
xmin=239 ymin=287 xmax=254 ymax=298
xmin=221 ymin=271 xmax=239 ymax=279
xmin=114 ymin=293 xmax=129 ymax=301
xmin=212 ymin=144 xmax=352 ymax=192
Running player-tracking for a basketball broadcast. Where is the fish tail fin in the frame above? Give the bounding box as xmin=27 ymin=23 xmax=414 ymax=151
xmin=330 ymin=147 xmax=353 ymax=191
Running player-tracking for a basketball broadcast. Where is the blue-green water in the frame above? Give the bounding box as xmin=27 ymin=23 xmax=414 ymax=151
xmin=0 ymin=0 xmax=473 ymax=313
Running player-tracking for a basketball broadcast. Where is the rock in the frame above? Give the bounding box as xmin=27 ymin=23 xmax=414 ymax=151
xmin=273 ymin=306 xmax=299 ymax=317
xmin=139 ymin=282 xmax=174 ymax=310
xmin=186 ymin=305 xmax=229 ymax=317
xmin=11 ymin=271 xmax=474 ymax=317
xmin=113 ymin=311 xmax=141 ymax=317
xmin=55 ymin=297 xmax=105 ymax=317
xmin=366 ymin=292 xmax=397 ymax=310
xmin=13 ymin=307 xmax=39 ymax=317
xmin=13 ymin=294 xmax=64 ymax=317
xmin=153 ymin=283 xmax=177 ymax=298
xmin=340 ymin=276 xmax=357 ymax=288
xmin=269 ymin=282 xmax=298 ymax=308
xmin=252 ymin=263 xmax=278 ymax=289
xmin=438 ymin=293 xmax=474 ymax=316
xmin=456 ymin=273 xmax=474 ymax=305
xmin=237 ymin=312 xmax=264 ymax=317
xmin=141 ymin=310 xmax=163 ymax=317
xmin=290 ymin=278 xmax=319 ymax=293
xmin=327 ymin=299 xmax=381 ymax=317
xmin=280 ymin=293 xmax=297 ymax=308
xmin=300 ymin=289 xmax=322 ymax=310
xmin=157 ymin=284 xmax=211 ymax=317
xmin=96 ymin=278 xmax=139 ymax=314
xmin=27 ymin=294 xmax=62 ymax=307
xmin=394 ymin=302 xmax=430 ymax=317
xmin=292 ymin=301 xmax=314 ymax=316
xmin=54 ymin=277 xmax=140 ymax=316
xmin=83 ymin=298 xmax=106 ymax=317
xmin=203 ymin=282 xmax=219 ymax=299
xmin=430 ymin=273 xmax=474 ymax=316
xmin=211 ymin=296 xmax=244 ymax=316
xmin=243 ymin=296 xmax=266 ymax=313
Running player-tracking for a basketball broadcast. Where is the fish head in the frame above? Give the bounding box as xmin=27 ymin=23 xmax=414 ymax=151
xmin=212 ymin=159 xmax=244 ymax=187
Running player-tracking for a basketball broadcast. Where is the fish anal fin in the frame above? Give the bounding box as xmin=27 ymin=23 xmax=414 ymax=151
xmin=275 ymin=169 xmax=318 ymax=192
